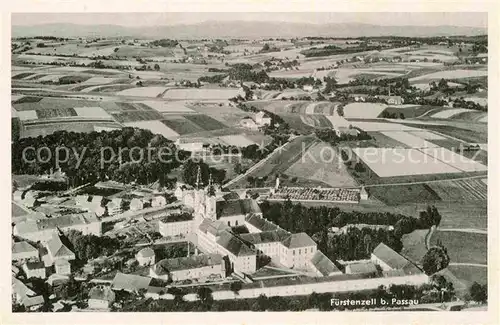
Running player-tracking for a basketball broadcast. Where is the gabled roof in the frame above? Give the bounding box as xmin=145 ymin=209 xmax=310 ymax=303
xmin=239 ymin=230 xmax=289 ymax=245
xmin=216 ymin=199 xmax=261 ymax=219
xmin=12 ymin=241 xmax=38 ymax=255
xmin=206 ymin=220 xmax=230 ymax=237
xmin=245 ymin=214 xmax=281 ymax=232
xmin=111 ymin=273 xmax=152 ymax=292
xmin=89 ymin=286 xmax=115 ymax=302
xmin=216 ymin=230 xmax=255 ymax=256
xmin=152 ymin=253 xmax=223 ymax=275
xmin=311 ymin=251 xmax=341 ymax=276
xmin=47 ymin=233 xmax=74 ymax=258
xmin=24 ymin=261 xmax=45 ymax=270
xmin=372 ymin=243 xmax=419 ymax=274
xmin=281 ymin=232 xmax=316 ymax=249
xmin=16 ymin=213 xmax=99 ymax=234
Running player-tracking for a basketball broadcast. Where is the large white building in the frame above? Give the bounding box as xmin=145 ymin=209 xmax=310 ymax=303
xmin=150 ymin=253 xmax=225 ymax=282
xmin=13 ymin=213 xmax=102 ymax=243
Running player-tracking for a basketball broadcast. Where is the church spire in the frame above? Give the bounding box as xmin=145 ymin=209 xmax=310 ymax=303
xmin=207 ymin=173 xmax=216 ymax=197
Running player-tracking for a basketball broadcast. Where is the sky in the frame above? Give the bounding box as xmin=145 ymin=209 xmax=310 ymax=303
xmin=12 ymin=12 xmax=487 ymax=28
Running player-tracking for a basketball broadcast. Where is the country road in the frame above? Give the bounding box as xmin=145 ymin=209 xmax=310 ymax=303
xmin=448 ymin=263 xmax=487 ymax=268
xmin=438 ymin=228 xmax=487 ymax=234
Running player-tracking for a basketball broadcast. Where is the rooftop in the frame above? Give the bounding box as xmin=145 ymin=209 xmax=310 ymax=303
xmin=245 ymin=214 xmax=282 ymax=232
xmin=239 ymin=230 xmax=289 ymax=245
xmin=89 ymin=286 xmax=116 ymax=302
xmin=24 ymin=261 xmax=45 ymax=270
xmin=216 ymin=199 xmax=261 ymax=219
xmin=15 ymin=212 xmax=99 ymax=234
xmin=281 ymin=232 xmax=316 ymax=249
xmin=111 ymin=273 xmax=152 ymax=292
xmin=12 ymin=241 xmax=37 ymax=255
xmin=216 ymin=230 xmax=255 ymax=256
xmin=47 ymin=233 xmax=74 ymax=258
xmin=310 ymin=251 xmax=341 ymax=276
xmin=372 ymin=242 xmax=421 ymax=275
xmin=152 ymin=253 xmax=223 ymax=275
xmin=137 ymin=247 xmax=155 ymax=258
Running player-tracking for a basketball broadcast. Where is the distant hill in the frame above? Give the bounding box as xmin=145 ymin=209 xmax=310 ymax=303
xmin=11 ymin=21 xmax=487 ymax=39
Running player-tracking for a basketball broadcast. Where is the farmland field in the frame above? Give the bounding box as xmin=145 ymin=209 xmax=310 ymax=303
xmin=111 ymin=110 xmax=165 ymax=123
xmin=399 ymin=123 xmax=487 ymax=144
xmin=218 ymin=134 xmax=256 ymax=147
xmin=285 ymin=141 xmax=358 ymax=187
xmin=36 ymin=107 xmax=78 ymax=119
xmin=368 ymin=184 xmax=441 ymax=205
xmin=300 ymin=115 xmax=333 ymax=128
xmin=141 ymin=100 xmax=194 ymax=113
xmin=420 ymin=147 xmax=487 ymax=172
xmin=161 ymin=117 xmax=205 ymax=135
xmin=430 ymin=230 xmax=487 ymax=265
xmin=428 ymin=178 xmax=487 ymax=201
xmin=73 ymin=107 xmax=112 ymax=119
xmin=381 ymin=131 xmax=439 ymax=149
xmin=352 ymin=148 xmax=462 ymax=177
xmin=343 ymin=103 xmax=388 ymax=118
xmin=447 ymin=265 xmax=487 ymax=287
xmin=409 ymin=69 xmax=487 ymax=83
xmin=378 ymin=105 xmax=442 ymax=119
xmin=183 ymin=114 xmax=228 ymax=131
xmin=117 ymin=86 xmax=167 ymax=98
xmin=21 ymin=121 xmax=122 ymax=138
xmin=123 ymin=120 xmax=179 ymax=139
xmin=431 ymin=108 xmax=475 ymax=119
xmin=163 ymin=88 xmax=243 ymax=100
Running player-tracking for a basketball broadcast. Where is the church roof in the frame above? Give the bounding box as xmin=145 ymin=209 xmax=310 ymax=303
xmin=47 ymin=233 xmax=74 ymax=258
xmin=216 ymin=199 xmax=261 ymax=219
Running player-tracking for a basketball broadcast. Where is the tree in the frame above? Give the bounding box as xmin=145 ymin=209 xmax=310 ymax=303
xmin=154 ymin=64 xmax=160 ymax=71
xmin=469 ymin=282 xmax=487 ymax=303
xmin=230 ymin=281 xmax=243 ymax=295
xmin=114 ymin=47 xmax=119 ymax=53
xmin=421 ymin=245 xmax=450 ymax=275
xmin=197 ymin=287 xmax=213 ymax=307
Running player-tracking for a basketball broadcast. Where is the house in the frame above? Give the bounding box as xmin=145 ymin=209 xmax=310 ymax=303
xmin=254 ymin=111 xmax=272 ymax=126
xmin=175 ymin=139 xmax=205 ymax=152
xmin=54 ymin=260 xmax=71 ymax=275
xmin=150 ymin=253 xmax=226 ymax=282
xmin=23 ymin=261 xmax=46 ymax=279
xmin=111 ymin=273 xmax=152 ymax=293
xmin=371 ymin=243 xmax=422 ymax=275
xmin=12 ymin=241 xmax=39 ymax=262
xmin=158 ymin=214 xmax=194 ymax=238
xmin=280 ymin=232 xmax=317 ymax=270
xmin=136 ymin=247 xmax=156 ymax=266
xmin=379 ymin=95 xmax=404 ymax=105
xmin=88 ymin=286 xmax=115 ymax=310
xmin=13 ymin=212 xmax=102 ymax=243
xmin=12 ymin=277 xmax=44 ymax=311
xmin=45 ymin=232 xmax=76 ymax=265
xmin=345 ymin=262 xmax=378 ymax=275
xmin=129 ymin=198 xmax=144 ymax=211
xmin=303 ymin=85 xmax=314 ymax=92
xmin=240 ymin=117 xmax=259 ymax=130
xmin=151 ymin=196 xmax=167 ymax=208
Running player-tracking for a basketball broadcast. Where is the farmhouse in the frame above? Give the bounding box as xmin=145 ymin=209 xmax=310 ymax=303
xmin=88 ymin=286 xmax=115 ymax=310
xmin=13 ymin=213 xmax=102 ymax=243
xmin=240 ymin=117 xmax=259 ymax=130
xmin=371 ymin=243 xmax=423 ymax=275
xmin=379 ymin=95 xmax=404 ymax=105
xmin=23 ymin=261 xmax=46 ymax=279
xmin=149 ymin=253 xmax=225 ymax=282
xmin=12 ymin=241 xmax=39 ymax=262
xmin=111 ymin=273 xmax=152 ymax=293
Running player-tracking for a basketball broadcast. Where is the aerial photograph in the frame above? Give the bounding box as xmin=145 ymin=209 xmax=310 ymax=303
xmin=10 ymin=12 xmax=488 ymax=312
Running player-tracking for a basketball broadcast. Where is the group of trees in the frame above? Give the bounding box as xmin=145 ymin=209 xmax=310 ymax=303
xmin=421 ymin=243 xmax=450 ymax=275
xmin=66 ymin=230 xmax=121 ymax=262
xmin=12 ymin=128 xmax=189 ymax=187
xmin=149 ymin=39 xmax=179 ymax=48
xmin=301 ymin=44 xmax=384 ymax=58
xmin=315 ymin=128 xmax=372 ymax=145
xmin=181 ymin=159 xmax=226 ymax=187
xmin=259 ymin=200 xmax=440 ymax=261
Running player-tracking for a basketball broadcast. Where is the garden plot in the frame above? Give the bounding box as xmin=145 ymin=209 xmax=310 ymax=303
xmin=73 ymin=107 xmax=112 ymax=119
xmin=431 ymin=108 xmax=475 ymax=119
xmin=123 ymin=120 xmax=179 ymax=140
xmin=140 ymin=100 xmax=194 ymax=113
xmin=117 ymin=87 xmax=167 ymax=98
xmin=409 ymin=131 xmax=446 ymax=140
xmin=381 ymin=131 xmax=439 ymax=149
xmin=163 ymin=88 xmax=244 ymax=100
xmin=352 ymin=148 xmax=461 ymax=177
xmin=218 ymin=135 xmax=256 ymax=147
xmin=343 ymin=103 xmax=388 ymax=118
xmin=17 ymin=110 xmax=38 ymax=121
xmin=348 ymin=121 xmax=417 ymax=132
xmin=420 ymin=147 xmax=487 ymax=172
xmin=409 ymin=69 xmax=487 ymax=82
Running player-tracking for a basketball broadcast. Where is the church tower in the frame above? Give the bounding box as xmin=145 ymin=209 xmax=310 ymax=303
xmin=193 ymin=166 xmax=205 ymax=229
xmin=205 ymin=174 xmax=217 ymax=221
